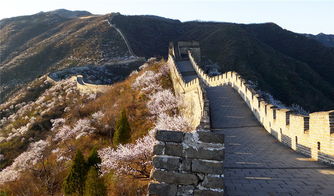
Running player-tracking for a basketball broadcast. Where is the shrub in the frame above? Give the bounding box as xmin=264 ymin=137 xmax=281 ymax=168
xmin=87 ymin=147 xmax=101 ymax=170
xmin=83 ymin=167 xmax=107 ymax=196
xmin=113 ymin=109 xmax=131 ymax=146
xmin=63 ymin=150 xmax=87 ymax=196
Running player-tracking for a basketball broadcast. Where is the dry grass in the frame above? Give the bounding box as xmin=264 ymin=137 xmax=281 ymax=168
xmin=72 ymin=59 xmax=171 ymax=143
xmin=105 ymin=173 xmax=149 ymax=196
xmin=0 ymin=59 xmax=172 ymax=196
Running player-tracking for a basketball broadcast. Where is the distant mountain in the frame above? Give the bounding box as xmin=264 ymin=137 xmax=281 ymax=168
xmin=1 ymin=11 xmax=334 ymax=111
xmin=304 ymin=33 xmax=334 ymax=48
xmin=46 ymin=9 xmax=92 ymax=18
xmin=111 ymin=15 xmax=334 ymax=111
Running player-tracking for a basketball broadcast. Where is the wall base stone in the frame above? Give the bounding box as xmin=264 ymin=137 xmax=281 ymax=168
xmin=192 ymin=159 xmax=224 ymax=174
xmin=148 ymin=130 xmax=225 ymax=195
xmin=151 ymin=169 xmax=199 ymax=185
xmin=197 ymin=130 xmax=224 ymax=144
xmin=148 ymin=183 xmax=177 ymax=196
xmin=194 ymin=189 xmax=224 ymax=196
xmin=153 ymin=155 xmax=181 ymax=171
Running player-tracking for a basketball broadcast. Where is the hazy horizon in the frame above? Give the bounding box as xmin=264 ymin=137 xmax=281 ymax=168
xmin=1 ymin=0 xmax=333 ymax=34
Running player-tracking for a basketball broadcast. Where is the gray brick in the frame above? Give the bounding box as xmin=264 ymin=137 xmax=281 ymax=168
xmin=153 ymin=142 xmax=165 ymax=155
xmin=177 ymin=185 xmax=194 ymax=196
xmin=185 ymin=146 xmax=224 ymax=160
xmin=151 ymin=169 xmax=199 ymax=185
xmin=192 ymin=159 xmax=224 ymax=174
xmin=202 ymin=175 xmax=224 ymax=189
xmin=156 ymin=130 xmax=184 ymax=143
xmin=153 ymin=155 xmax=181 ymax=171
xmin=180 ymin=157 xmax=192 ymax=172
xmin=194 ymin=189 xmax=224 ymax=196
xmin=197 ymin=130 xmax=224 ymax=144
xmin=148 ymin=183 xmax=177 ymax=196
xmin=165 ymin=142 xmax=183 ymax=157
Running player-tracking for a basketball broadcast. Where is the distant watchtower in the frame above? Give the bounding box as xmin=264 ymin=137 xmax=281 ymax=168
xmin=170 ymin=41 xmax=201 ymax=62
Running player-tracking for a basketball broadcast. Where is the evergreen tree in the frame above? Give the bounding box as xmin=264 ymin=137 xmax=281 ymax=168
xmin=113 ymin=109 xmax=131 ymax=146
xmin=83 ymin=167 xmax=107 ymax=196
xmin=63 ymin=150 xmax=87 ymax=196
xmin=87 ymin=147 xmax=101 ymax=170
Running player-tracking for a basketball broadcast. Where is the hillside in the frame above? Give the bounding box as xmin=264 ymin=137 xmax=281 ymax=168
xmin=0 ymin=10 xmax=132 ymax=102
xmin=0 ymin=59 xmax=190 ymax=195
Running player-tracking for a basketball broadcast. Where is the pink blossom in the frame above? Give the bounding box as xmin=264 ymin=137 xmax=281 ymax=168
xmin=139 ymin=63 xmax=149 ymax=70
xmin=0 ymin=140 xmax=49 ymax=184
xmin=132 ymin=70 xmax=162 ymax=93
xmin=155 ymin=113 xmax=191 ymax=132
xmin=147 ymin=89 xmax=180 ymax=115
xmin=159 ymin=63 xmax=170 ymax=76
xmin=99 ymin=130 xmax=155 ymax=177
xmin=53 ymin=118 xmax=95 ymax=142
xmin=50 ymin=118 xmax=66 ymax=132
xmin=91 ymin=111 xmax=104 ymax=121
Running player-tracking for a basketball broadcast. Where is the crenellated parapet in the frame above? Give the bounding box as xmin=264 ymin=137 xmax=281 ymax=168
xmin=189 ymin=51 xmax=334 ymax=165
xmin=74 ymin=75 xmax=113 ymax=93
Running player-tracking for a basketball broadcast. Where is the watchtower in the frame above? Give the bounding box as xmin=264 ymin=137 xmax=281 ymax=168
xmin=170 ymin=41 xmax=201 ymax=62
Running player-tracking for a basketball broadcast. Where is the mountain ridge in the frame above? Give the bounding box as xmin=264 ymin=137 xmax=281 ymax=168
xmin=304 ymin=33 xmax=334 ymax=48
xmin=1 ymin=10 xmax=334 ymax=112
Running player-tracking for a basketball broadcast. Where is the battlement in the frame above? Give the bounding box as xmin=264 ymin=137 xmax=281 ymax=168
xmin=188 ymin=51 xmax=334 ymax=165
xmin=167 ymin=46 xmax=210 ymax=130
xmin=168 ymin=56 xmax=210 ymax=130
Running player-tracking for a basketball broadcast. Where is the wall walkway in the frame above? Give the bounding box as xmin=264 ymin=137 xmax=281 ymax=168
xmin=208 ymin=86 xmax=334 ymax=195
xmin=189 ymin=52 xmax=334 ymax=166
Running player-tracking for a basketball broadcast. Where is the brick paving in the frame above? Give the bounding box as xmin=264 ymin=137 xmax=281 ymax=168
xmin=175 ymin=61 xmax=198 ymax=83
xmin=206 ymin=86 xmax=334 ymax=196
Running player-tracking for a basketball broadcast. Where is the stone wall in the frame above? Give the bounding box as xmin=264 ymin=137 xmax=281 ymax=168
xmin=167 ymin=53 xmax=210 ymax=130
xmin=189 ymin=52 xmax=334 ymax=166
xmin=47 ymin=75 xmax=113 ymax=94
xmin=75 ymin=75 xmax=113 ymax=93
xmin=147 ymin=45 xmax=218 ymax=195
xmin=148 ymin=130 xmax=225 ymax=196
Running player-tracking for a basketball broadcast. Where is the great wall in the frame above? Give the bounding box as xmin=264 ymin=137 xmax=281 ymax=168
xmin=106 ymin=13 xmax=136 ymax=57
xmin=46 ymin=40 xmax=334 ymax=195
xmin=148 ymin=42 xmax=334 ymax=195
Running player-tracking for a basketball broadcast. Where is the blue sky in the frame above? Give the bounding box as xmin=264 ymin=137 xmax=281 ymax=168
xmin=1 ymin=0 xmax=333 ymax=34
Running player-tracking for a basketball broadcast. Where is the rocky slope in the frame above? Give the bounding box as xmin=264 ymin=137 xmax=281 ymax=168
xmin=0 ymin=10 xmax=131 ymax=102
